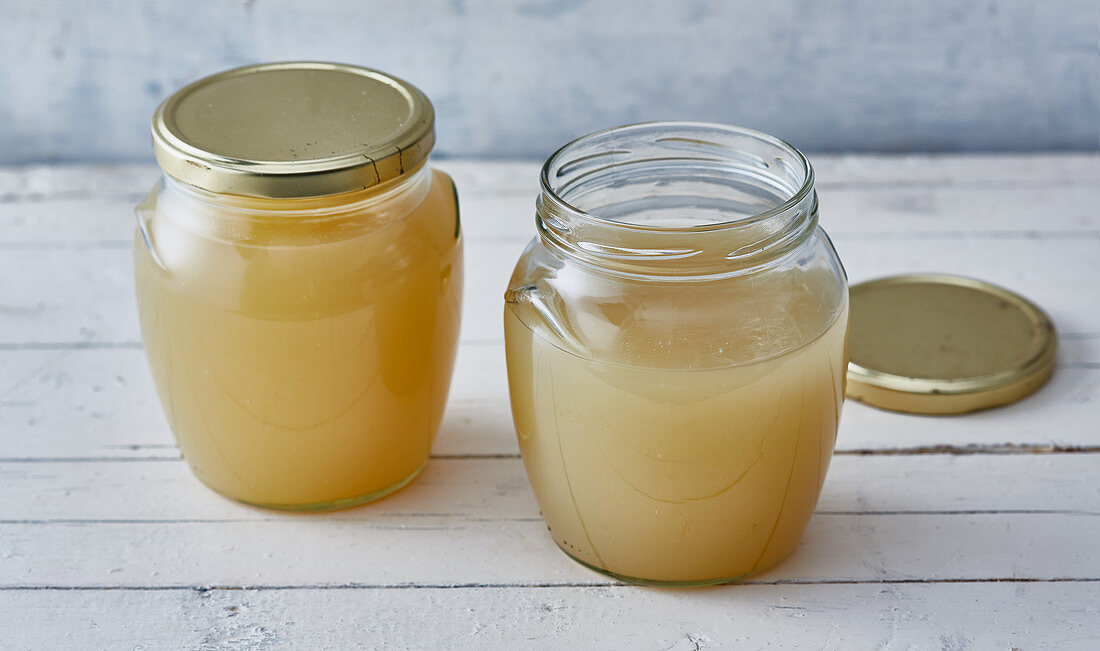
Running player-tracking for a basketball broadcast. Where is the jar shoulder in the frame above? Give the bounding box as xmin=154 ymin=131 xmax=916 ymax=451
xmin=505 ymin=230 xmax=848 ymax=368
xmin=134 ymin=167 xmax=462 ymax=314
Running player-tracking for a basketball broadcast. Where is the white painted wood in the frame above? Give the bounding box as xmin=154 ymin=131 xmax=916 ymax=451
xmin=839 ymin=368 xmax=1100 ymax=452
xmin=0 ymin=199 xmax=146 ymax=245
xmin=1 ymin=343 xmax=1098 ymax=461
xmin=453 ymin=182 xmax=1100 ymax=243
xmin=447 ymin=153 xmax=1100 ymax=194
xmin=3 ymin=513 xmax=1097 ymax=587
xmin=1 ymin=157 xmax=1097 ymax=351
xmin=2 ymin=155 xmax=1097 ymax=244
xmin=837 ymin=236 xmax=1100 ymax=329
xmin=0 ymin=164 xmax=158 ymax=202
xmin=0 ymin=158 xmax=1097 ymax=460
xmin=811 ymin=153 xmax=1100 ymax=187
xmin=3 ymin=582 xmax=1098 ymax=650
xmin=1 ymin=235 xmax=1097 ymax=346
xmin=1 ymin=158 xmax=1098 ymax=647
xmin=2 ymin=455 xmax=1097 ymax=523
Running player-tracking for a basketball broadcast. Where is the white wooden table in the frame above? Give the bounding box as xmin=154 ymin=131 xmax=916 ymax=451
xmin=1 ymin=155 xmax=1098 ymax=649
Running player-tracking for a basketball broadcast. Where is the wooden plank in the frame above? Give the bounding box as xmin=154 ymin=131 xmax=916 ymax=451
xmin=0 ymin=335 xmax=1097 ymax=461
xmin=3 ymin=174 xmax=1096 ymax=247
xmin=1 ymin=454 xmax=1097 ymax=523
xmin=2 ymin=512 xmax=1097 ymax=587
xmin=1 ymin=156 xmax=1097 ymax=245
xmin=2 ymin=582 xmax=1097 ymax=650
xmin=0 ymin=198 xmax=136 ymax=245
xmin=0 ymin=348 xmax=167 ymax=460
xmin=0 ymin=242 xmax=518 ymax=345
xmin=0 ymin=248 xmax=138 ymax=345
xmin=0 ymin=164 xmax=158 ymax=202
xmin=0 ymin=159 xmax=1096 ymax=646
xmin=0 ymin=345 xmax=517 ymax=460
xmin=1 ymin=235 xmax=1097 ymax=346
xmin=839 ymin=368 xmax=1100 ymax=452
xmin=811 ymin=153 xmax=1100 ymax=188
xmin=455 ymin=188 xmax=1100 ymax=244
xmin=835 ymin=235 xmax=1100 ymax=334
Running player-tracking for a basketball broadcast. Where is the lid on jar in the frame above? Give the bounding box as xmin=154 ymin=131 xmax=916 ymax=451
xmin=846 ymin=274 xmax=1057 ymax=414
xmin=151 ymin=62 xmax=434 ymax=198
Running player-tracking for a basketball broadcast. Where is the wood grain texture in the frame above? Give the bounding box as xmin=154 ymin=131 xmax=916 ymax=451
xmin=4 ymin=454 xmax=1099 ymax=522
xmin=4 ymin=513 xmax=1099 ymax=587
xmin=2 ymin=214 xmax=1097 ymax=343
xmin=1 ymin=156 xmax=1098 ymax=647
xmin=4 ymin=583 xmax=1097 ymax=650
xmin=1 ymin=344 xmax=1098 ymax=461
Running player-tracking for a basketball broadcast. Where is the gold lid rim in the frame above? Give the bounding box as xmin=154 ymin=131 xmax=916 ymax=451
xmin=845 ymin=274 xmax=1058 ymax=415
xmin=151 ymin=61 xmax=435 ymax=198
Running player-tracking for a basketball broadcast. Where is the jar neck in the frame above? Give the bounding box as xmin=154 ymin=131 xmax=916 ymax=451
xmin=149 ymin=162 xmax=433 ymax=246
xmin=536 ymin=122 xmax=817 ymax=279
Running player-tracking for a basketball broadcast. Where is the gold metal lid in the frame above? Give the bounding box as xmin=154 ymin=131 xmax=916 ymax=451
xmin=846 ymin=274 xmax=1057 ymax=414
xmin=151 ymin=62 xmax=435 ymax=198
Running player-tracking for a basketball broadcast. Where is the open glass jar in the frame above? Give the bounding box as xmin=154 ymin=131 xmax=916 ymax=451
xmin=504 ymin=122 xmax=848 ymax=585
xmin=135 ymin=63 xmax=463 ymax=510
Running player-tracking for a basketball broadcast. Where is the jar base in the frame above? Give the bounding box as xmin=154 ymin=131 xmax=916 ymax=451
xmin=556 ymin=542 xmax=799 ymax=587
xmin=194 ymin=460 xmax=428 ymax=512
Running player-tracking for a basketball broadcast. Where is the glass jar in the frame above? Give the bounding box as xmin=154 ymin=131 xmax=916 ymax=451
xmin=135 ymin=63 xmax=463 ymax=510
xmin=504 ymin=122 xmax=848 ymax=585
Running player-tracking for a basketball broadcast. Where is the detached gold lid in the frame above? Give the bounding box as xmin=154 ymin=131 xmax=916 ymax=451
xmin=846 ymin=274 xmax=1057 ymax=414
xmin=152 ymin=62 xmax=435 ymax=198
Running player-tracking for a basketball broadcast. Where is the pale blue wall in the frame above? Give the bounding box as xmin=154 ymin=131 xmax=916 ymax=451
xmin=0 ymin=0 xmax=1096 ymax=162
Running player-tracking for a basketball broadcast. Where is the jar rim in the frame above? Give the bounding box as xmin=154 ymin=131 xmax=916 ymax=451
xmin=534 ymin=122 xmax=820 ymax=279
xmin=538 ymin=121 xmax=815 ymax=234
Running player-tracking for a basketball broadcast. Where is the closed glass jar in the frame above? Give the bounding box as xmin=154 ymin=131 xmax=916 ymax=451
xmin=135 ymin=63 xmax=463 ymax=510
xmin=504 ymin=123 xmax=848 ymax=585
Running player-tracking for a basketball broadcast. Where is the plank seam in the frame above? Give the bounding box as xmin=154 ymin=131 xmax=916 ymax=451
xmin=835 ymin=444 xmax=1100 ymax=456
xmin=7 ymin=445 xmax=1100 ymax=464
xmin=0 ymin=340 xmax=511 ymax=350
xmin=0 ymin=511 xmax=1094 ymax=526
xmin=2 ymin=577 xmax=1097 ymax=591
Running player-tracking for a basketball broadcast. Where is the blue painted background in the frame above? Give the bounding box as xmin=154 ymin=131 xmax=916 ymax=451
xmin=0 ymin=0 xmax=1096 ymax=163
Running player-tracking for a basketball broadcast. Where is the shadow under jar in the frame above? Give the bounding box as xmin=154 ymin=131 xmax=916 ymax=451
xmin=504 ymin=122 xmax=848 ymax=585
xmin=135 ymin=63 xmax=463 ymax=510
